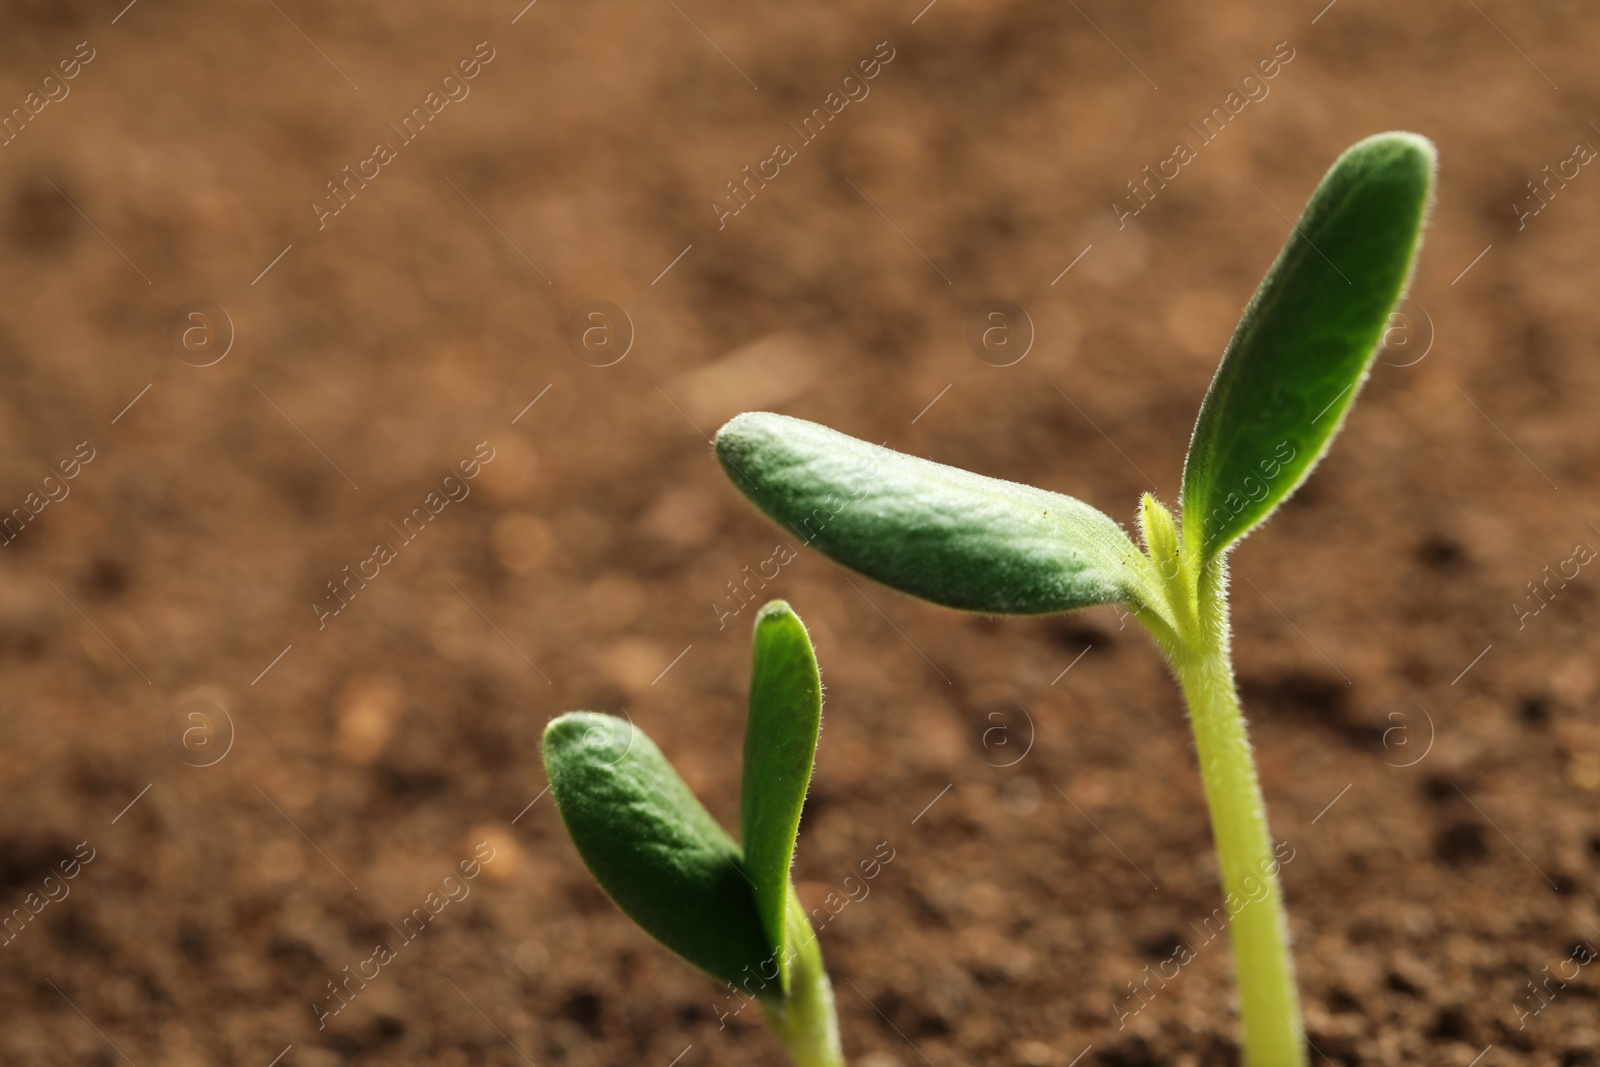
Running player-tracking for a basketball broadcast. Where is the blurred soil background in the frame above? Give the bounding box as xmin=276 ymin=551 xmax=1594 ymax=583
xmin=0 ymin=0 xmax=1596 ymax=1064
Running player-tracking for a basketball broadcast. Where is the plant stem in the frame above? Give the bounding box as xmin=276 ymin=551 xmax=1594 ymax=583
xmin=764 ymin=899 xmax=846 ymax=1067
xmin=1163 ymin=556 xmax=1306 ymax=1067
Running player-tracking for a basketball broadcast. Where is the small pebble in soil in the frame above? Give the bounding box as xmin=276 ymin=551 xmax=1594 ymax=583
xmin=515 ymin=938 xmax=549 ymax=974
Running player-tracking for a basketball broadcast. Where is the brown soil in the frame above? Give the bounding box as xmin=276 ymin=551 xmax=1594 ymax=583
xmin=0 ymin=0 xmax=1596 ymax=1064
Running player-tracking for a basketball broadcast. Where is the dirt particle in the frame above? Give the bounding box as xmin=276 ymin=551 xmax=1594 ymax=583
xmin=565 ymin=879 xmax=610 ymax=915
xmin=1422 ymin=776 xmax=1456 ymax=803
xmin=583 ymin=573 xmax=646 ymax=633
xmin=333 ymin=674 xmax=404 ymax=765
xmin=475 ymin=437 xmax=540 ymax=504
xmin=1325 ymin=987 xmax=1362 ymax=1014
xmin=1000 ymin=776 xmax=1042 ymax=817
xmin=1385 ymin=969 xmax=1423 ymax=997
xmin=515 ymin=939 xmax=549 ymax=974
xmin=1096 ymin=1036 xmax=1161 ymax=1067
xmin=640 ymin=486 xmax=719 ymax=551
xmin=1138 ymin=930 xmax=1185 ymax=960
xmin=491 ymin=513 xmax=554 ymax=576
xmin=1011 ymin=1038 xmax=1058 ymax=1066
xmin=1241 ymin=670 xmax=1364 ymax=744
xmin=374 ymin=760 xmax=448 ymax=802
xmin=1415 ymin=535 xmax=1466 ymax=569
xmin=469 ymin=825 xmax=523 ymax=886
xmin=85 ymin=557 xmax=130 ymax=599
xmin=1427 ymin=1004 xmax=1471 ymax=1041
xmin=0 ymin=838 xmax=76 ymax=891
xmin=1433 ymin=821 xmax=1488 ymax=865
xmin=1242 ymin=671 xmax=1347 ymax=719
xmin=177 ymin=927 xmax=209 ymax=964
xmin=560 ymin=989 xmax=603 ymax=1035
xmin=601 ymin=637 xmax=669 ymax=692
xmin=8 ymin=175 xmax=77 ymax=252
xmin=856 ymin=1054 xmax=905 ymax=1067
xmin=1042 ymin=616 xmax=1112 ymax=653
xmin=1570 ymin=752 xmax=1600 ymax=793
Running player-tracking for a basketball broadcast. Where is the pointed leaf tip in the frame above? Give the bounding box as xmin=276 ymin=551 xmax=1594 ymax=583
xmin=739 ymin=600 xmax=822 ymax=995
xmin=1181 ymin=132 xmax=1435 ymax=560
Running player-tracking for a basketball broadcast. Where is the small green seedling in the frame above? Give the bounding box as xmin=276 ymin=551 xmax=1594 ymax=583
xmin=543 ymin=601 xmax=845 ymax=1067
xmin=713 ymin=133 xmax=1435 ymax=1067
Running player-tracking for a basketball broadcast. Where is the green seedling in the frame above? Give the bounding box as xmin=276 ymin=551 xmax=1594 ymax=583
xmin=713 ymin=133 xmax=1435 ymax=1067
xmin=543 ymin=600 xmax=845 ymax=1067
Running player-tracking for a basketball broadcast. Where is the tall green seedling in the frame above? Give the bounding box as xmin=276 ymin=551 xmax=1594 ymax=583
xmin=543 ymin=600 xmax=844 ymax=1067
xmin=713 ymin=133 xmax=1435 ymax=1067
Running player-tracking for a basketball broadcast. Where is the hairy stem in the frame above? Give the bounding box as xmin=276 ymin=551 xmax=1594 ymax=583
xmin=1164 ymin=556 xmax=1305 ymax=1067
xmin=764 ymin=897 xmax=846 ymax=1067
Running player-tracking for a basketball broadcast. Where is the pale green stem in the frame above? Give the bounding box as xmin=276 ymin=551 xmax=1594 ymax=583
xmin=1159 ymin=556 xmax=1306 ymax=1067
xmin=763 ymin=894 xmax=846 ymax=1067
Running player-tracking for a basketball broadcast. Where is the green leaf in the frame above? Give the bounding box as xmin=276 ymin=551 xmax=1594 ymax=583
xmin=542 ymin=712 xmax=771 ymax=991
xmin=716 ymin=412 xmax=1163 ymax=619
xmin=739 ymin=601 xmax=822 ymax=996
xmin=1182 ymin=132 xmax=1435 ymax=560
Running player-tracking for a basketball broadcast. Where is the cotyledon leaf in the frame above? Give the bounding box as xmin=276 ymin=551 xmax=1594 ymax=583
xmin=739 ymin=601 xmax=822 ymax=996
xmin=542 ymin=712 xmax=772 ymax=991
xmin=1181 ymin=132 xmax=1436 ymax=560
xmin=715 ymin=412 xmax=1167 ymax=624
